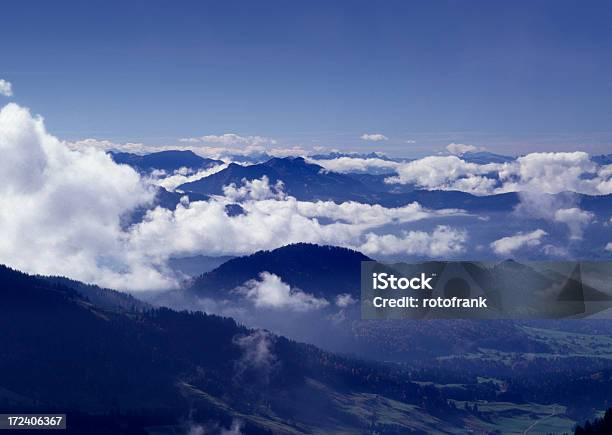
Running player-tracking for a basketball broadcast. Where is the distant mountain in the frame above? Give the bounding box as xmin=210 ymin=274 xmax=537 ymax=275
xmin=592 ymin=154 xmax=612 ymax=165
xmin=460 ymin=151 xmax=515 ymax=164
xmin=124 ymin=187 xmax=211 ymax=226
xmin=176 ymin=156 xmax=519 ymax=210
xmin=110 ymin=150 xmax=223 ymax=173
xmin=310 ymin=151 xmax=395 ymax=160
xmin=190 ymin=243 xmax=370 ymax=299
xmin=168 ymin=254 xmax=235 ymax=277
xmin=179 ymin=157 xmax=376 ymax=202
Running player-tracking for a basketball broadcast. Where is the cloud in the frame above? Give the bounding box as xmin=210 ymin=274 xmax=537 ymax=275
xmin=223 ymin=175 xmax=285 ymax=201
xmin=384 ymin=155 xmax=501 ymax=195
xmin=490 ymin=229 xmax=547 ymax=255
xmin=606 ymin=242 xmax=612 ymax=252
xmin=180 ymin=133 xmax=276 ymax=146
xmin=309 ymin=156 xmax=400 ymax=174
xmin=67 ymin=137 xmax=306 ymax=162
xmin=152 ymin=163 xmax=228 ymax=192
xmin=66 ymin=138 xmax=148 ymax=154
xmin=360 ymin=133 xmax=388 ymax=142
xmin=542 ymin=244 xmax=569 ymax=257
xmin=220 ymin=420 xmax=245 ymax=435
xmin=126 ymin=179 xmax=466 ymax=262
xmin=0 ymin=79 xmax=13 ymax=97
xmin=236 ymin=272 xmax=329 ymax=311
xmin=358 ymin=225 xmax=468 ymax=257
xmin=446 ymin=143 xmax=478 ymax=155
xmin=0 ymin=103 xmax=172 ymax=291
xmin=335 ymin=293 xmax=356 ymax=307
xmin=553 ymin=207 xmax=594 ymax=239
xmin=233 ymin=329 xmax=277 ymax=383
xmin=497 ymin=152 xmax=609 ymax=195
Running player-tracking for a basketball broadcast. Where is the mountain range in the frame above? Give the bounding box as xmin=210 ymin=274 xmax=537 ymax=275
xmin=0 ymin=263 xmax=500 ymax=434
xmin=110 ymin=150 xmax=222 ymax=174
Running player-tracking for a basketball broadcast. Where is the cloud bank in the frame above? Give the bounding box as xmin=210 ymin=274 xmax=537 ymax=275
xmin=2 ymin=102 xmax=470 ymax=290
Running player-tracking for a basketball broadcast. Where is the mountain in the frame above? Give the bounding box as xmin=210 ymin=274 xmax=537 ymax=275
xmin=460 ymin=151 xmax=515 ymax=164
xmin=178 ymin=156 xmax=376 ymax=202
xmin=109 ymin=150 xmax=223 ymax=173
xmin=176 ymin=157 xmax=612 ymax=217
xmin=190 ymin=243 xmax=371 ymax=299
xmin=176 ymin=156 xmax=519 ymax=209
xmin=167 ymin=254 xmax=235 ymax=277
xmin=0 ymin=264 xmax=475 ymax=434
xmin=592 ymin=154 xmax=612 ymax=165
xmin=310 ymin=151 xmax=396 ymax=160
xmin=124 ymin=186 xmax=210 ymax=226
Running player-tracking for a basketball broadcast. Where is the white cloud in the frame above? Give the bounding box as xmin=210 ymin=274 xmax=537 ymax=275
xmin=497 ymin=152 xmax=608 ymax=195
xmin=0 ymin=103 xmax=171 ymax=291
xmin=360 ymin=133 xmax=388 ymax=142
xmin=66 ymin=138 xmax=148 ymax=154
xmin=309 ymin=156 xmax=400 ymax=174
xmin=223 ymin=175 xmax=285 ymax=201
xmin=236 ymin=272 xmax=329 ymax=311
xmin=446 ymin=143 xmax=478 ymax=155
xmin=335 ymin=293 xmax=356 ymax=307
xmin=3 ymin=124 xmax=469 ymax=290
xmin=490 ymin=229 xmax=547 ymax=256
xmin=181 ymin=133 xmax=276 ymax=146
xmin=127 ymin=184 xmax=465 ymax=262
xmin=0 ymin=79 xmax=13 ymax=97
xmin=606 ymin=242 xmax=612 ymax=252
xmin=67 ymin=137 xmax=307 ymax=162
xmin=233 ymin=329 xmax=277 ymax=383
xmin=542 ymin=244 xmax=569 ymax=257
xmin=152 ymin=163 xmax=228 ymax=191
xmin=358 ymin=225 xmax=467 ymax=257
xmin=384 ymin=155 xmax=501 ymax=195
xmin=553 ymin=207 xmax=594 ymax=240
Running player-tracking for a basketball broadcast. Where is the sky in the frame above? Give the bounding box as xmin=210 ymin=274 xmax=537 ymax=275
xmin=1 ymin=0 xmax=612 ymax=157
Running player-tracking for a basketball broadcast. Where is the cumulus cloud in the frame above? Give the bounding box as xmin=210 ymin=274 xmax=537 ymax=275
xmin=358 ymin=225 xmax=468 ymax=257
xmin=126 ymin=179 xmax=466 ymax=262
xmin=360 ymin=133 xmax=388 ymax=142
xmin=236 ymin=272 xmax=329 ymax=311
xmin=490 ymin=229 xmax=547 ymax=256
xmin=222 ymin=175 xmax=285 ymax=201
xmin=606 ymin=242 xmax=612 ymax=252
xmin=0 ymin=103 xmax=171 ymax=290
xmin=384 ymin=156 xmax=501 ymax=195
xmin=0 ymin=79 xmax=13 ymax=97
xmin=446 ymin=143 xmax=479 ymax=155
xmin=497 ymin=152 xmax=609 ymax=195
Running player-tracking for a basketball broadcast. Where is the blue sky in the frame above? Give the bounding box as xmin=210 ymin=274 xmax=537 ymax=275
xmin=1 ymin=0 xmax=612 ymax=156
